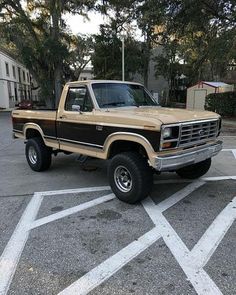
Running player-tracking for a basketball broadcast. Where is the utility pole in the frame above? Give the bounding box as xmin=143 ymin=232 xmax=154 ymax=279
xmin=121 ymin=37 xmax=125 ymax=81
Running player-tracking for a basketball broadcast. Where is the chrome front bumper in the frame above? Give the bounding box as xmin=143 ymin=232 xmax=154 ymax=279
xmin=155 ymin=141 xmax=223 ymax=171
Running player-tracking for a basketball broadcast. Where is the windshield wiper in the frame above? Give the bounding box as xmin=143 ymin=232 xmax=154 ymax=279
xmin=101 ymin=102 xmax=126 ymax=107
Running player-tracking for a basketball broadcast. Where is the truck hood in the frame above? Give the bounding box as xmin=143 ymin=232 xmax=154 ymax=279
xmin=108 ymin=106 xmax=220 ymax=125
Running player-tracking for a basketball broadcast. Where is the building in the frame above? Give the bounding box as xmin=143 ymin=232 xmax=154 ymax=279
xmin=0 ymin=48 xmax=31 ymax=109
xmin=133 ymin=46 xmax=169 ymax=101
xmin=78 ymin=66 xmax=94 ymax=81
xmin=186 ymin=81 xmax=233 ymax=110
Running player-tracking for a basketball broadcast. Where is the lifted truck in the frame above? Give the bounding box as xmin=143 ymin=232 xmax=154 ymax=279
xmin=12 ymin=80 xmax=222 ymax=203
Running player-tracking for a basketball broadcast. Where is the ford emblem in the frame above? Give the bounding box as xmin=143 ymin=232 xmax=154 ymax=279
xmin=199 ymin=129 xmax=205 ymax=136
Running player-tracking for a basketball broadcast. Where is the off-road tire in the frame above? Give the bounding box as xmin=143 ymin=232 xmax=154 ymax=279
xmin=25 ymin=137 xmax=52 ymax=171
xmin=108 ymin=152 xmax=153 ymax=204
xmin=176 ymin=158 xmax=211 ymax=179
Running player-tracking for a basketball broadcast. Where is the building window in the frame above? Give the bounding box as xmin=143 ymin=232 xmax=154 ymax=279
xmin=7 ymin=81 xmax=12 ymax=100
xmin=5 ymin=62 xmax=9 ymax=76
xmin=18 ymin=67 xmax=21 ymax=83
xmin=12 ymin=65 xmax=16 ymax=78
xmin=27 ymin=72 xmax=29 ymax=83
xmin=23 ymin=71 xmax=26 ymax=81
xmin=14 ymin=82 xmax=18 ymax=101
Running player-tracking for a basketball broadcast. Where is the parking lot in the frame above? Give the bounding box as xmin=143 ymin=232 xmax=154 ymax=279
xmin=0 ymin=112 xmax=236 ymax=295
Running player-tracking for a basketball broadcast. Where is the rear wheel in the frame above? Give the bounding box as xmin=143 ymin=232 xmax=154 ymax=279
xmin=176 ymin=158 xmax=211 ymax=179
xmin=108 ymin=152 xmax=153 ymax=204
xmin=25 ymin=137 xmax=52 ymax=171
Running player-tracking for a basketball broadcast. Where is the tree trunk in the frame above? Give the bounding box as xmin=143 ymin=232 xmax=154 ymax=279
xmin=143 ymin=56 xmax=149 ymax=87
xmin=54 ymin=66 xmax=61 ymax=108
xmin=143 ymin=32 xmax=152 ymax=88
xmin=51 ymin=1 xmax=62 ymax=108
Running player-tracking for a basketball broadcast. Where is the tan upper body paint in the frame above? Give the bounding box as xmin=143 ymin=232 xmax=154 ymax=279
xmin=12 ymin=80 xmax=221 ymax=167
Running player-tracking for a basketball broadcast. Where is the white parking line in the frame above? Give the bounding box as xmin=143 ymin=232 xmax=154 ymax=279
xmin=190 ymin=197 xmax=236 ymax=268
xmin=57 ymin=181 xmax=205 ymax=295
xmin=154 ymin=180 xmax=204 ymax=212
xmin=222 ymin=148 xmax=236 ymax=159
xmin=30 ymin=193 xmax=115 ymax=230
xmin=58 ymin=227 xmax=161 ymax=295
xmin=220 ymin=135 xmax=236 ymax=138
xmin=233 ymin=150 xmax=236 ymax=159
xmin=203 ymin=176 xmax=236 ymax=181
xmin=0 ymin=186 xmax=111 ymax=295
xmin=1 ymin=177 xmax=236 ymax=295
xmin=0 ymin=193 xmax=43 ymax=295
xmin=34 ymin=186 xmax=110 ymax=196
xmin=143 ymin=197 xmax=222 ymax=295
xmin=57 ymin=178 xmax=236 ymax=295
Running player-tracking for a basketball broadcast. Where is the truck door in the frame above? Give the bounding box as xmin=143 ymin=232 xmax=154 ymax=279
xmin=57 ymin=85 xmax=99 ymax=152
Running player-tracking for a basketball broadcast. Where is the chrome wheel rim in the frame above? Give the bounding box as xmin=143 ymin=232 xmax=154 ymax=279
xmin=28 ymin=146 xmax=37 ymax=165
xmin=114 ymin=165 xmax=132 ymax=193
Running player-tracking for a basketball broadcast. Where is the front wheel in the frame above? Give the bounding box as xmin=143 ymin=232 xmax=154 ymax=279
xmin=176 ymin=158 xmax=211 ymax=179
xmin=108 ymin=152 xmax=153 ymax=204
xmin=25 ymin=137 xmax=52 ymax=171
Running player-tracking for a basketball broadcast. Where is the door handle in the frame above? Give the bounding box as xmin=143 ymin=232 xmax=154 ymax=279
xmin=59 ymin=115 xmax=67 ymax=119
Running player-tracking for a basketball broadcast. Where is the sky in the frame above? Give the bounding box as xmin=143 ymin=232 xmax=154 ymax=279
xmin=65 ymin=11 xmax=143 ymax=40
xmin=65 ymin=12 xmax=107 ymax=35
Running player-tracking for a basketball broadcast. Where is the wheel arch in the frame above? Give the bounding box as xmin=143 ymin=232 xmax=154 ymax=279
xmin=23 ymin=123 xmax=46 ymax=144
xmin=104 ymin=132 xmax=154 ymax=159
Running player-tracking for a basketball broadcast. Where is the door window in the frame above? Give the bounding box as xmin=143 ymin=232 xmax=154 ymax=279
xmin=65 ymin=87 xmax=93 ymax=112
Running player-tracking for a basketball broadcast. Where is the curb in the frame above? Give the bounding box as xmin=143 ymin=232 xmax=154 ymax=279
xmin=0 ymin=108 xmax=15 ymax=112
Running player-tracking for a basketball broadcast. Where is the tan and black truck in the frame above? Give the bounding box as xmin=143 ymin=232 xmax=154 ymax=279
xmin=12 ymin=80 xmax=222 ymax=203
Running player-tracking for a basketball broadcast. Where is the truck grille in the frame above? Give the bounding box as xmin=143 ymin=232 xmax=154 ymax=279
xmin=179 ymin=120 xmax=219 ymax=147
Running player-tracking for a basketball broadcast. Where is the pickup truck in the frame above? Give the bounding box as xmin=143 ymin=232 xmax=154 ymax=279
xmin=12 ymin=80 xmax=222 ymax=203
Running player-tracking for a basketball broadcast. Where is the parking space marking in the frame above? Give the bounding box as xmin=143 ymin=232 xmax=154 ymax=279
xmin=30 ymin=193 xmax=115 ymax=230
xmin=32 ymin=186 xmax=110 ymax=196
xmin=222 ymin=148 xmax=236 ymax=159
xmin=203 ymin=176 xmax=236 ymax=181
xmin=57 ymin=178 xmax=236 ymax=295
xmin=0 ymin=193 xmax=43 ymax=295
xmin=57 ymin=181 xmax=205 ymax=295
xmin=154 ymin=180 xmax=204 ymax=211
xmin=220 ymin=136 xmax=236 ymax=138
xmin=143 ymin=197 xmax=227 ymax=295
xmin=233 ymin=150 xmax=236 ymax=159
xmin=58 ymin=227 xmax=161 ymax=295
xmin=0 ymin=176 xmax=235 ymax=295
xmin=0 ymin=186 xmax=111 ymax=295
xmin=190 ymin=197 xmax=236 ymax=268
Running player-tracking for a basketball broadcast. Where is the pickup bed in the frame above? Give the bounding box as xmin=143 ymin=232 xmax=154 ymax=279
xmin=12 ymin=80 xmax=222 ymax=203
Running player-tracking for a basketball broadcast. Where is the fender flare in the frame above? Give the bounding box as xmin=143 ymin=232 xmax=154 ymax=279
xmin=103 ymin=132 xmax=155 ymax=158
xmin=23 ymin=123 xmax=46 ymax=145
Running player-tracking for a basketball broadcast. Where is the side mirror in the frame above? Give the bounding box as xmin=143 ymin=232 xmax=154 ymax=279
xmin=72 ymin=104 xmax=81 ymax=112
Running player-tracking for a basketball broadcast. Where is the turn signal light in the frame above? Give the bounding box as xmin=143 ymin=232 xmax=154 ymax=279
xmin=162 ymin=142 xmax=172 ymax=148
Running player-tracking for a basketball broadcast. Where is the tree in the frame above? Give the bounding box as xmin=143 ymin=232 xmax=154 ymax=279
xmin=92 ymin=22 xmax=144 ymax=80
xmin=64 ymin=34 xmax=94 ymax=81
xmin=134 ymin=0 xmax=168 ymax=86
xmin=153 ymin=0 xmax=236 ymax=99
xmin=0 ymin=0 xmax=96 ymax=107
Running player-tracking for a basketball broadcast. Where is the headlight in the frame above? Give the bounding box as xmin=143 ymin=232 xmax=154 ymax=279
xmin=163 ymin=127 xmax=172 ymax=139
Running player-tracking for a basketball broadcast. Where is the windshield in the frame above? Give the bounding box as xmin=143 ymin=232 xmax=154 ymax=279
xmin=92 ymin=83 xmax=158 ymax=108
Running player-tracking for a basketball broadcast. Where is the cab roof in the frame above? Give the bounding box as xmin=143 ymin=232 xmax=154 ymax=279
xmin=66 ymin=80 xmax=143 ymax=86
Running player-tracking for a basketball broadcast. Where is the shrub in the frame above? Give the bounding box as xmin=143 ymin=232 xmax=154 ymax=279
xmin=205 ymin=91 xmax=236 ymax=116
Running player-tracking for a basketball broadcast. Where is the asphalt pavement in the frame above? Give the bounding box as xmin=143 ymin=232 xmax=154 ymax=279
xmin=0 ymin=111 xmax=236 ymax=295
